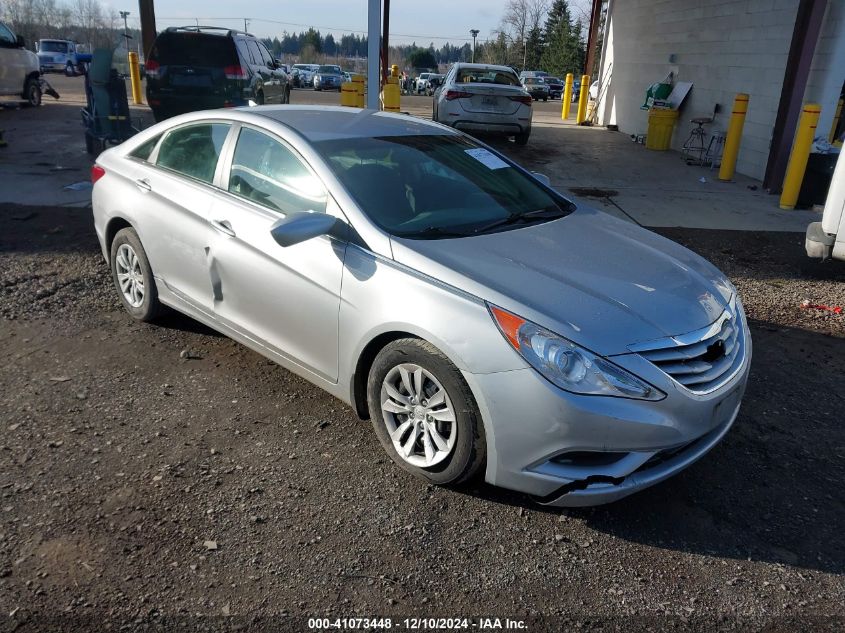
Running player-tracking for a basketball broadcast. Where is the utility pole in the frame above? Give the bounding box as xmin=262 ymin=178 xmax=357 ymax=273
xmin=244 ymin=18 xmax=249 ymax=33
xmin=470 ymin=29 xmax=479 ymax=63
xmin=366 ymin=0 xmax=380 ymax=109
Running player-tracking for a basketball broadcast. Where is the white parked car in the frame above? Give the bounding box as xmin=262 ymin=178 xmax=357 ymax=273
xmin=415 ymin=72 xmax=434 ymax=94
xmin=805 ymin=153 xmax=845 ymax=261
xmin=432 ymin=62 xmax=533 ymax=145
xmin=0 ymin=21 xmax=42 ymax=106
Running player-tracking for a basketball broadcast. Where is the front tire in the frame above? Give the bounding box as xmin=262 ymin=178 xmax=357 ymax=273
xmin=110 ymin=228 xmax=163 ymax=322
xmin=515 ymin=131 xmax=530 ymax=145
xmin=65 ymin=62 xmax=76 ymax=77
xmin=23 ymin=78 xmax=42 ymax=107
xmin=367 ymin=338 xmax=485 ymax=486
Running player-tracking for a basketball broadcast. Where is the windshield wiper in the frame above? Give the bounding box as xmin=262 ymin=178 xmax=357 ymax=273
xmin=393 ymin=226 xmax=472 ymax=239
xmin=472 ymin=207 xmax=569 ymax=234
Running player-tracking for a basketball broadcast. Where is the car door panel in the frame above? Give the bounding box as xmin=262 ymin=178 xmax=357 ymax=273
xmin=207 ymin=199 xmax=345 ymax=381
xmin=137 ymin=122 xmax=231 ymax=311
xmin=206 ymin=125 xmax=345 ymax=382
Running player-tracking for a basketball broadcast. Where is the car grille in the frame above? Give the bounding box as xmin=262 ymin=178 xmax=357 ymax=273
xmin=630 ymin=296 xmax=746 ymax=394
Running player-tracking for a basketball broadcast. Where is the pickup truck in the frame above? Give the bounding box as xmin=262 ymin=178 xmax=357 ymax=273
xmin=805 ymin=152 xmax=845 ymax=261
xmin=0 ymin=21 xmax=42 ymax=105
xmin=37 ymin=39 xmax=92 ymax=75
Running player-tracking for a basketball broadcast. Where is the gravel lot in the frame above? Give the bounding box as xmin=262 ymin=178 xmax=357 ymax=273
xmin=1 ymin=78 xmax=844 ymax=632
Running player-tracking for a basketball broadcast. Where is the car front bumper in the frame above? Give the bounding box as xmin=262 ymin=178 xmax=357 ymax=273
xmin=462 ymin=331 xmax=751 ymax=507
xmin=39 ymin=61 xmax=66 ymax=71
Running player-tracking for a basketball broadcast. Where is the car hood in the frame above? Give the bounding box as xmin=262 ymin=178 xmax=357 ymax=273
xmin=389 ymin=206 xmax=733 ymax=356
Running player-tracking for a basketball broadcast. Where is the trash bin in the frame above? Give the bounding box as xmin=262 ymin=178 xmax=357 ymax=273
xmin=645 ymin=109 xmax=679 ymax=151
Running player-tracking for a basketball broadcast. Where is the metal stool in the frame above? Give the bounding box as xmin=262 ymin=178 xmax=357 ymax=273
xmin=682 ymin=104 xmax=720 ymax=165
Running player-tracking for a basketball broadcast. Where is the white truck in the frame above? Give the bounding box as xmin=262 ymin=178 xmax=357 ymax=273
xmin=36 ymin=38 xmax=91 ymax=76
xmin=805 ymin=152 xmax=845 ymax=261
xmin=0 ymin=21 xmax=42 ymax=105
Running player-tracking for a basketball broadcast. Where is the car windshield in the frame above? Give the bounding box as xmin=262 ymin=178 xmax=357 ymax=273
xmin=319 ymin=65 xmax=341 ymax=74
xmin=456 ymin=68 xmax=520 ymax=86
xmin=314 ymin=134 xmax=574 ymax=239
xmin=40 ymin=41 xmax=68 ymax=53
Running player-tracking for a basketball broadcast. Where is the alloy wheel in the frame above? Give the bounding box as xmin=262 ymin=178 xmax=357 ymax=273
xmin=115 ymin=243 xmax=145 ymax=308
xmin=380 ymin=363 xmax=457 ymax=468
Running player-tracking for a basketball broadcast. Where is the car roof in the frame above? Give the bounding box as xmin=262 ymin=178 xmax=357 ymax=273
xmin=245 ymin=105 xmax=455 ymax=142
xmin=455 ymin=63 xmax=516 ymax=73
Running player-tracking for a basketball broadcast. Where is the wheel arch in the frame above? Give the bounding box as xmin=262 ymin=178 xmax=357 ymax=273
xmin=104 ymin=216 xmax=135 ymax=266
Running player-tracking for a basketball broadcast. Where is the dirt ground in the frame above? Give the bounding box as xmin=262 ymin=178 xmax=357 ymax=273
xmin=1 ymin=77 xmax=844 ymax=633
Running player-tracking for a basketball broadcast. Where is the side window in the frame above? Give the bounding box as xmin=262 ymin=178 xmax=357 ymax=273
xmin=246 ymin=40 xmax=263 ymax=68
xmin=257 ymin=43 xmax=274 ymax=67
xmin=228 ymin=127 xmax=327 ymax=215
xmin=0 ymin=23 xmax=15 ymax=45
xmin=235 ymin=39 xmax=253 ymax=64
xmin=129 ymin=133 xmax=163 ymax=162
xmin=156 ymin=123 xmax=230 ymax=184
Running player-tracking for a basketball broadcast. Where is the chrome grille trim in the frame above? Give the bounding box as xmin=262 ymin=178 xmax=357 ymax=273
xmin=629 ymin=295 xmax=746 ymax=395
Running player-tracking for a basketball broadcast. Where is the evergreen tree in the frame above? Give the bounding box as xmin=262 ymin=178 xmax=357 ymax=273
xmin=540 ymin=0 xmax=582 ymax=78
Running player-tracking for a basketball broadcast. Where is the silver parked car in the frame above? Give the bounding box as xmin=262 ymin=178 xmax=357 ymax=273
xmin=433 ymin=63 xmax=533 ymax=145
xmin=92 ymin=106 xmax=751 ymax=507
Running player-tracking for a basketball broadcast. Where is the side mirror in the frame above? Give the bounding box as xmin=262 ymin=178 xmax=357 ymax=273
xmin=270 ymin=212 xmax=338 ymax=247
xmin=16 ymin=35 xmax=25 ymax=48
xmin=531 ymin=172 xmax=551 ymax=187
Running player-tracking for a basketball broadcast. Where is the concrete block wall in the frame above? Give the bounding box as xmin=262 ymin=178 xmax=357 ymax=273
xmin=597 ymin=0 xmax=800 ymax=181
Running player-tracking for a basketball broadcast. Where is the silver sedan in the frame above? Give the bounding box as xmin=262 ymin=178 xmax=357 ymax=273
xmin=91 ymin=106 xmax=751 ymax=506
xmin=433 ymin=63 xmax=533 ymax=145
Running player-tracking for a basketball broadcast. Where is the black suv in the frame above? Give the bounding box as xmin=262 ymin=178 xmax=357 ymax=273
xmin=145 ymin=26 xmax=290 ymax=122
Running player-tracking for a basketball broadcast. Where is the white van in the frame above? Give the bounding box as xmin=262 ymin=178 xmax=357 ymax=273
xmin=805 ymin=153 xmax=844 ymax=260
xmin=0 ymin=21 xmax=41 ymax=106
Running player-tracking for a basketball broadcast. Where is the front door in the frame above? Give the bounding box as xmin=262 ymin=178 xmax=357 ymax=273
xmin=207 ymin=125 xmax=346 ymax=382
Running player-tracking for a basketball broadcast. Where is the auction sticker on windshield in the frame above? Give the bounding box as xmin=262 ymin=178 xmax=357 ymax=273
xmin=465 ymin=148 xmax=509 ymax=170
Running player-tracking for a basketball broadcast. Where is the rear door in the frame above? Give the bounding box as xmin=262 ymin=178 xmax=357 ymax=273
xmin=134 ymin=121 xmax=232 ymax=311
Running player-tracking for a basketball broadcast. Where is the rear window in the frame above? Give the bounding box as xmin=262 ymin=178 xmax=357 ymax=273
xmin=457 ymin=68 xmax=520 ymax=86
xmin=149 ymin=32 xmax=237 ymax=67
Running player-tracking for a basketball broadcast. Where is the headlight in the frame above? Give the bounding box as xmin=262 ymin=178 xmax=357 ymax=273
xmin=489 ymin=304 xmax=664 ymax=401
xmin=315 ymin=75 xmax=322 ymax=81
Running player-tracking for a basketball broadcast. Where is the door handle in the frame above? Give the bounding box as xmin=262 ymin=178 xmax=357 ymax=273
xmin=135 ymin=178 xmax=152 ymax=192
xmin=211 ymin=219 xmax=236 ymax=237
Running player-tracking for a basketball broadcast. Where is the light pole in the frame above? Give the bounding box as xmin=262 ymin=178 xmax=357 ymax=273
xmin=470 ymin=29 xmax=479 ymax=63
xmin=119 ymin=11 xmax=130 ymax=49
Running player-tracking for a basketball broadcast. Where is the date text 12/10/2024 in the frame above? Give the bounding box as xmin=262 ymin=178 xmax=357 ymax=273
xmin=307 ymin=618 xmax=528 ymax=630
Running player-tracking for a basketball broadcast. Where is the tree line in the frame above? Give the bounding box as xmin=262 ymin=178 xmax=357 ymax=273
xmin=2 ymin=0 xmax=588 ymax=79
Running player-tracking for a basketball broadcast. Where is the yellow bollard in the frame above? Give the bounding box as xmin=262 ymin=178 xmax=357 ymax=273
xmin=390 ymin=64 xmax=399 ymax=78
xmin=780 ymin=104 xmax=822 ymax=210
xmin=383 ymin=76 xmax=400 ymax=113
xmin=352 ymin=75 xmax=365 ymax=108
xmin=575 ymin=74 xmax=589 ymax=124
xmin=128 ymin=51 xmax=143 ymax=105
xmin=718 ymin=93 xmax=749 ymax=181
xmin=561 ymin=73 xmax=573 ymax=120
xmin=341 ymin=81 xmax=357 ymax=107
xmin=829 ymin=98 xmax=843 ymax=143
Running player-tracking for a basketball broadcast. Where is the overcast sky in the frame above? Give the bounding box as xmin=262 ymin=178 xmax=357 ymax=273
xmin=121 ymin=0 xmax=592 ymax=46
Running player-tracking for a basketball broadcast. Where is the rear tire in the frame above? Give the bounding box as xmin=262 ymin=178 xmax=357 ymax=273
xmin=65 ymin=62 xmax=75 ymax=77
xmin=367 ymin=338 xmax=485 ymax=487
xmin=110 ymin=228 xmax=164 ymax=322
xmin=515 ymin=131 xmax=530 ymax=146
xmin=23 ymin=78 xmax=42 ymax=107
xmin=284 ymin=86 xmax=291 ymax=104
